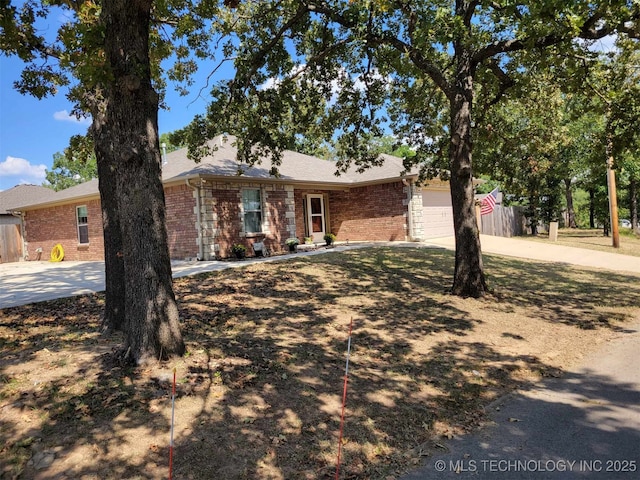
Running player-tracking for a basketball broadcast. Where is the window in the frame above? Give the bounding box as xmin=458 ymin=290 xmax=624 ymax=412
xmin=242 ymin=189 xmax=262 ymax=233
xmin=76 ymin=205 xmax=89 ymax=244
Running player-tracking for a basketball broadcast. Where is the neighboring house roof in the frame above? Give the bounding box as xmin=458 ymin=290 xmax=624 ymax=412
xmin=0 ymin=184 xmax=58 ymax=214
xmin=13 ymin=135 xmax=421 ymax=211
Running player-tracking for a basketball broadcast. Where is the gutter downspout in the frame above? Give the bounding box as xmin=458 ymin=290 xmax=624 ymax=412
xmin=403 ymin=179 xmax=415 ymax=241
xmin=186 ymin=179 xmax=205 ymax=260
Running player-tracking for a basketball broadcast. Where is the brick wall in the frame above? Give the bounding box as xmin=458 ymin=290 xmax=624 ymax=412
xmin=24 ymin=199 xmax=104 ymax=261
xmin=205 ymin=183 xmax=294 ymax=258
xmin=22 ymin=179 xmax=408 ymax=262
xmin=263 ymin=187 xmax=293 ymax=253
xmin=209 ymin=186 xmax=242 ymax=258
xmin=329 ymin=182 xmax=408 ymax=241
xmin=165 ymin=184 xmax=198 ymax=260
xmin=24 ymin=184 xmax=198 ymax=262
xmin=294 ymin=182 xmax=408 ymax=242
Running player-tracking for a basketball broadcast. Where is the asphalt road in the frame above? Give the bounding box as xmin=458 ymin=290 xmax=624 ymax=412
xmin=402 ymin=317 xmax=640 ymax=480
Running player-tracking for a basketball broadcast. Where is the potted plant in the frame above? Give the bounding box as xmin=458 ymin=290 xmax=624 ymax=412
xmin=323 ymin=233 xmax=336 ymax=246
xmin=231 ymin=243 xmax=247 ymax=259
xmin=285 ymin=237 xmax=300 ymax=252
xmin=304 ymin=236 xmax=313 ymax=244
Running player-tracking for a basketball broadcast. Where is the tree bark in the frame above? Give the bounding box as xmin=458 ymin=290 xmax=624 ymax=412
xmin=96 ymin=0 xmax=185 ymax=363
xmin=630 ymin=176 xmax=638 ymax=234
xmin=589 ymin=189 xmax=595 ymax=228
xmin=96 ymin=151 xmax=125 ymax=332
xmin=563 ymin=178 xmax=577 ymax=228
xmin=449 ymin=51 xmax=487 ymax=298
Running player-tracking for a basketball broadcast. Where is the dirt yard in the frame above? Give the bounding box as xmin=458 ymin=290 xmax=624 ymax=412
xmin=1 ymin=247 xmax=639 ymax=479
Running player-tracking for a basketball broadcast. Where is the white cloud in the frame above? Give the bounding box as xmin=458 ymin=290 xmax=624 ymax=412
xmin=53 ymin=109 xmax=92 ymax=126
xmin=0 ymin=156 xmax=48 ymax=182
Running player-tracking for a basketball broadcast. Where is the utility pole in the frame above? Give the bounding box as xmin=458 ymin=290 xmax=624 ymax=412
xmin=585 ymin=81 xmax=621 ymax=248
xmin=606 ymin=137 xmax=620 ymax=248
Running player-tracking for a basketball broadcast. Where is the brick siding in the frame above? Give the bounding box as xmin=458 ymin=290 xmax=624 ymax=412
xmin=205 ymin=183 xmax=294 ymax=259
xmin=23 ymin=180 xmax=408 ymax=262
xmin=24 ymin=199 xmax=105 ymax=261
xmin=24 ymin=185 xmax=198 ymax=262
xmin=294 ymin=181 xmax=408 ymax=242
xmin=330 ymin=182 xmax=408 ymax=241
xmin=165 ymin=184 xmax=198 ymax=260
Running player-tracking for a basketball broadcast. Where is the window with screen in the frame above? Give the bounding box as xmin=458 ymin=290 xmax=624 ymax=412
xmin=76 ymin=205 xmax=89 ymax=244
xmin=242 ymin=189 xmax=262 ymax=233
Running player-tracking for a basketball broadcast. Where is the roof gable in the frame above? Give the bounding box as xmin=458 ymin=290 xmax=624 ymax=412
xmin=0 ymin=184 xmax=58 ymax=214
xmin=161 ymin=135 xmax=416 ymax=185
xmin=14 ymin=136 xmax=419 ymax=210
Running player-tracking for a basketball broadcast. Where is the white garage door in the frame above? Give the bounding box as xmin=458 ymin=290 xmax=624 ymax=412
xmin=422 ymin=190 xmax=454 ymax=239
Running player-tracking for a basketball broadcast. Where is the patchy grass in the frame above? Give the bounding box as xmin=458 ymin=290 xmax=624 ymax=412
xmin=523 ymin=228 xmax=640 ymax=257
xmin=1 ymin=247 xmax=639 ymax=479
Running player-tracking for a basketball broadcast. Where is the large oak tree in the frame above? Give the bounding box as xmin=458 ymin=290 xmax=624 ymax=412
xmin=0 ymin=0 xmax=223 ymax=363
xmin=182 ymin=0 xmax=639 ymax=297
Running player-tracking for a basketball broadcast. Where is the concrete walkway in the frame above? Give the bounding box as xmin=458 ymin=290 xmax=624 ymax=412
xmin=402 ymin=316 xmax=640 ymax=479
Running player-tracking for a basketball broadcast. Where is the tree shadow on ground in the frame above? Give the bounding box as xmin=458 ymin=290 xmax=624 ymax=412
xmin=1 ymin=247 xmax=638 ymax=479
xmin=482 ymin=253 xmax=640 ymax=330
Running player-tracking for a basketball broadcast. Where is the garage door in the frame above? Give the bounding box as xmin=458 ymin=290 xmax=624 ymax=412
xmin=422 ymin=190 xmax=454 ymax=239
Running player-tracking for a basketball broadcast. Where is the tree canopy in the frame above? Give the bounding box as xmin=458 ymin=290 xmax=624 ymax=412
xmin=45 ymin=134 xmax=97 ymax=191
xmin=175 ymin=0 xmax=639 ymax=296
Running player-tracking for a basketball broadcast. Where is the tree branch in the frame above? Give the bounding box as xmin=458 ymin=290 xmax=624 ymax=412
xmin=235 ymin=2 xmax=309 ymax=89
xmin=476 ymin=58 xmax=515 ymax=124
xmin=473 ymin=6 xmax=639 ymax=64
xmin=308 ymin=1 xmax=453 ymax=98
xmin=463 ymin=0 xmax=481 ymax=28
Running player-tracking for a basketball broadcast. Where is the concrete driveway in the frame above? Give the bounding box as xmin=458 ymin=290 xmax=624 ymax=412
xmin=429 ymin=234 xmax=640 ymax=274
xmin=0 ymin=244 xmax=366 ymax=309
xmin=1 ymin=236 xmax=639 ymax=309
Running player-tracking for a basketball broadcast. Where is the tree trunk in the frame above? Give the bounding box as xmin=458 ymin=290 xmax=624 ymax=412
xmin=563 ymin=178 xmax=577 ymax=228
xmin=589 ymin=189 xmax=595 ymax=228
xmin=449 ymin=52 xmax=486 ymax=298
xmin=96 ymin=152 xmax=125 ymax=332
xmin=97 ymin=0 xmax=185 ymax=363
xmin=630 ymin=176 xmax=638 ymax=234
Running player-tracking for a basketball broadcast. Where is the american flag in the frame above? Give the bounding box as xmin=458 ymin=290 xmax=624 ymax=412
xmin=480 ymin=188 xmax=499 ymax=216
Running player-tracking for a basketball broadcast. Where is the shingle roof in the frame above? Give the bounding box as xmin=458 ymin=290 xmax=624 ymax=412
xmin=14 ymin=135 xmax=418 ymax=210
xmin=161 ymin=135 xmax=417 ymax=184
xmin=0 ymin=184 xmax=58 ymax=214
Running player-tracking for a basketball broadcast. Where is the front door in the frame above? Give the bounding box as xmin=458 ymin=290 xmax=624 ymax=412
xmin=306 ymin=194 xmax=326 ymax=242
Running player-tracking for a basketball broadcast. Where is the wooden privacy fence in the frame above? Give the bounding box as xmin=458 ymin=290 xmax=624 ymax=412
xmin=479 ymin=205 xmax=526 ymax=238
xmin=0 ymin=223 xmax=23 ymax=263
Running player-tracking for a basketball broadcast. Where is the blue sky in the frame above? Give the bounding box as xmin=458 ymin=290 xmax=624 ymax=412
xmin=0 ymin=4 xmax=617 ymax=194
xmin=0 ymin=53 xmax=218 ymax=191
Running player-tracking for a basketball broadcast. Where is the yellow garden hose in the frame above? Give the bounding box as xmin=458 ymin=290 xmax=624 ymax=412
xmin=50 ymin=244 xmax=65 ymax=262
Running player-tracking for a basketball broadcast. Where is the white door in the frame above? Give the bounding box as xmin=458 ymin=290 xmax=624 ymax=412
xmin=306 ymin=194 xmax=326 ymax=242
